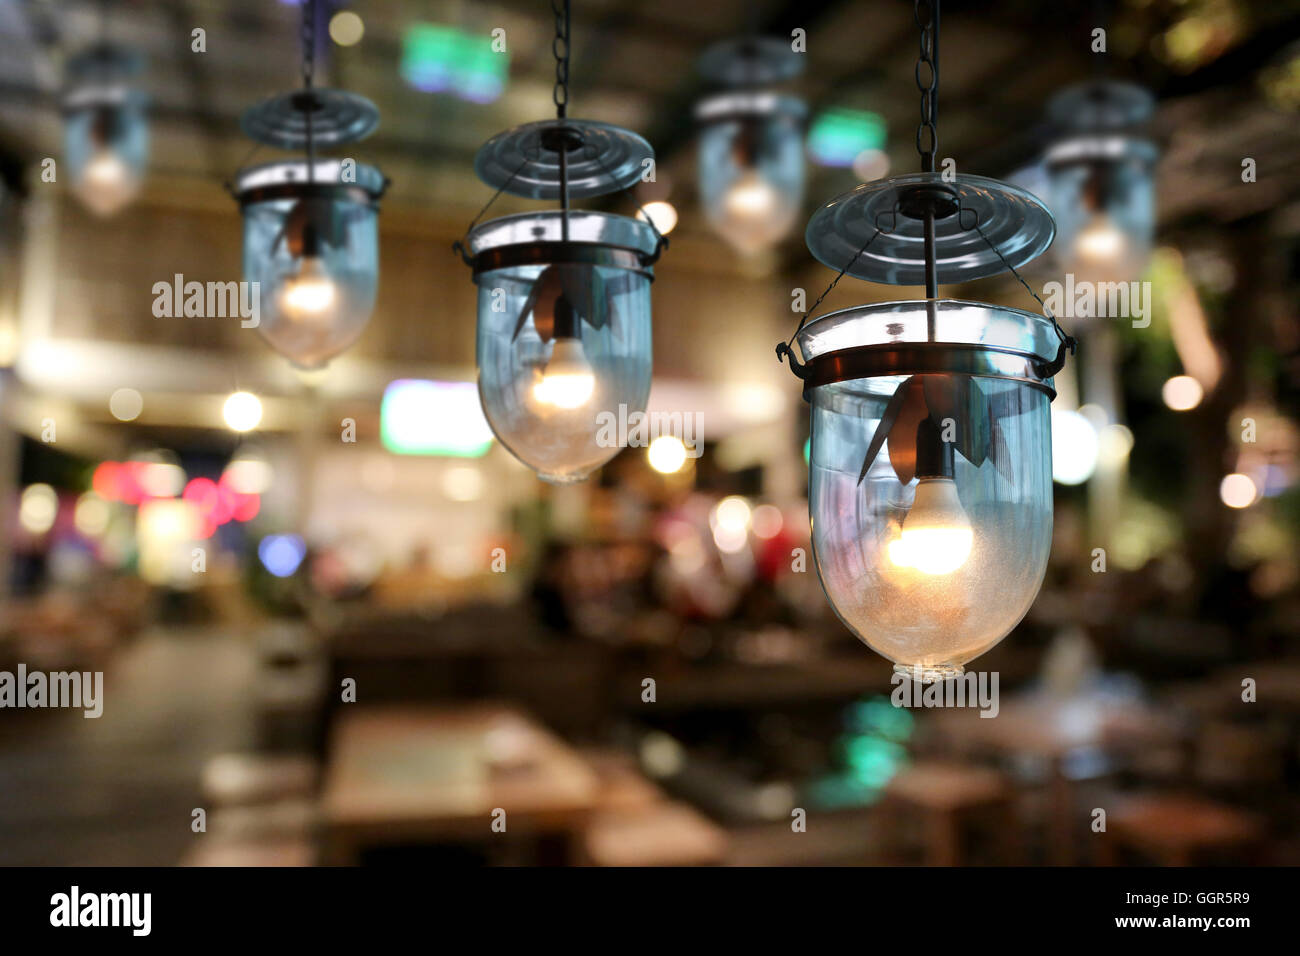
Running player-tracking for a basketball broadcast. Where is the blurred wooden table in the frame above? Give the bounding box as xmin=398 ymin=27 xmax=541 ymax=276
xmin=321 ymin=705 xmax=599 ymax=864
xmin=931 ymin=693 xmax=1178 ymax=865
xmin=1098 ymin=794 xmax=1263 ymax=866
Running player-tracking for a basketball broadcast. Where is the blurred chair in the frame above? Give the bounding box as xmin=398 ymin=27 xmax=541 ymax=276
xmin=881 ymin=761 xmax=1020 ymax=866
xmin=254 ymin=623 xmax=328 ymax=752
xmin=1097 ymin=793 xmax=1263 ymax=866
xmin=191 ymin=753 xmax=321 ymax=866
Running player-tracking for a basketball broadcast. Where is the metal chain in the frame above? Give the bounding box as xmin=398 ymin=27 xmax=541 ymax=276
xmin=301 ymin=0 xmax=316 ymax=181
xmin=967 ymin=214 xmax=1077 ymax=373
xmin=777 ymin=226 xmax=887 ymax=367
xmin=451 ymin=159 xmax=531 ymax=265
xmin=552 ymin=0 xmax=570 ymax=119
xmin=301 ymin=0 xmax=315 ymax=89
xmin=914 ymin=0 xmax=938 ymax=172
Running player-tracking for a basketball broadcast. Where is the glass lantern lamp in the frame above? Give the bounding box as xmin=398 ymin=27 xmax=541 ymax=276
xmin=456 ymin=2 xmax=667 ymax=484
xmin=777 ymin=0 xmax=1075 ymax=682
xmin=63 ymin=45 xmax=148 ymax=218
xmin=695 ymin=37 xmax=806 ymax=255
xmin=1043 ymin=80 xmax=1157 ymax=284
xmin=230 ymin=0 xmax=388 ymax=369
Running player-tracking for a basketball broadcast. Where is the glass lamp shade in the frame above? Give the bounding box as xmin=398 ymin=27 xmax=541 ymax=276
xmin=797 ymin=300 xmax=1058 ymax=681
xmin=467 ymin=211 xmax=657 ymax=484
xmin=235 ymin=159 xmax=383 ymax=369
xmin=64 ymin=91 xmax=149 ymax=217
xmin=697 ymin=92 xmax=806 ymax=254
xmin=1046 ymin=133 xmax=1156 ymax=284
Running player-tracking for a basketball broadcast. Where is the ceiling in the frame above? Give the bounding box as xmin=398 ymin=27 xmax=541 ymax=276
xmin=1 ymin=0 xmax=1299 ymax=456
xmin=0 ymin=0 xmax=1297 ymax=238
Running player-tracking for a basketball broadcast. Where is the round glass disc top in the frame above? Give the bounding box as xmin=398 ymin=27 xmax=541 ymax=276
xmin=804 ymin=173 xmax=1056 ymax=286
xmin=241 ymin=89 xmax=380 ymax=150
xmin=474 ymin=119 xmax=654 ymax=200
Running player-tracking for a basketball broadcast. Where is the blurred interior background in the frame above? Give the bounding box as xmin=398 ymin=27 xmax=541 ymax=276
xmin=0 ymin=0 xmax=1298 ymax=866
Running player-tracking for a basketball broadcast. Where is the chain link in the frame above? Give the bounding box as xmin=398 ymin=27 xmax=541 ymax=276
xmin=914 ymin=0 xmax=938 ymax=171
xmin=551 ymin=0 xmax=570 ymax=118
xmin=965 ymin=211 xmax=1077 ymax=371
xmin=301 ymin=0 xmax=317 ymax=182
xmin=301 ymin=0 xmax=316 ymax=89
xmin=779 ymin=226 xmax=888 ymax=361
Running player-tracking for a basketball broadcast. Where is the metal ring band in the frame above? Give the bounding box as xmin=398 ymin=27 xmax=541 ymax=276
xmin=235 ymin=182 xmax=384 ymax=207
xmin=469 ymin=241 xmax=656 ymax=279
xmin=802 ymin=342 xmax=1058 ymax=400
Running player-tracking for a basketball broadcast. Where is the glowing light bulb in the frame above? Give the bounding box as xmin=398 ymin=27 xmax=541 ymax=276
xmin=532 ymin=337 xmax=595 ymax=410
xmin=887 ymin=478 xmax=974 ymax=575
xmin=75 ymin=147 xmax=139 ymax=216
xmin=1075 ymin=214 xmax=1126 ymax=265
xmin=723 ymin=170 xmax=781 ymax=221
xmin=711 ymin=169 xmax=798 ymax=254
xmin=85 ymin=149 xmax=128 ymax=190
xmin=279 ymin=255 xmax=338 ymax=319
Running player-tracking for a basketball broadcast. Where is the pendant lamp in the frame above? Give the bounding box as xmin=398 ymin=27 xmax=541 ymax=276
xmin=63 ymin=36 xmax=148 ymax=218
xmin=1043 ymin=80 xmax=1158 ymax=284
xmin=230 ymin=0 xmax=388 ymax=369
xmin=695 ymin=36 xmax=806 ymax=254
xmin=455 ymin=0 xmax=668 ymax=484
xmin=777 ymin=0 xmax=1076 ymax=683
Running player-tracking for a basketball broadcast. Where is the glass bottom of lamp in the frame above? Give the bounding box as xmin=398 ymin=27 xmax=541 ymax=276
xmin=894 ymin=662 xmax=965 ymax=684
xmin=538 ymin=471 xmax=592 ymax=486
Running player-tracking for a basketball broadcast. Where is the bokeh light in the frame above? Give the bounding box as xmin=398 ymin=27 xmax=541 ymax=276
xmin=647 ymin=435 xmax=688 ymax=474
xmin=223 ymin=392 xmax=263 ymax=432
xmin=1162 ymin=374 xmax=1204 ymax=411
xmin=1220 ymin=472 xmax=1258 ymax=509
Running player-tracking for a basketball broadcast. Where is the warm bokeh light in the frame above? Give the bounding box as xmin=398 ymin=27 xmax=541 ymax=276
xmin=712 ymin=496 xmax=752 ymax=532
xmin=851 ymin=147 xmax=890 ymax=182
xmin=74 ymin=492 xmax=111 ymax=538
xmin=710 ymin=496 xmax=752 ymax=553
xmin=137 ymin=499 xmax=201 ymax=549
xmin=1051 ymin=408 xmax=1100 ymax=485
xmin=329 ymin=10 xmax=365 ymax=46
xmin=223 ymin=452 xmax=274 ymax=495
xmin=19 ymin=483 xmax=58 ymax=535
xmin=222 ymin=391 xmax=263 ymax=432
xmin=751 ymin=503 xmax=783 ymax=539
xmin=636 ymin=200 xmax=678 ymax=236
xmin=647 ymin=435 xmax=688 ymax=474
xmin=137 ymin=459 xmax=186 ymax=498
xmin=1162 ymin=374 xmax=1204 ymax=411
xmin=1220 ymin=472 xmax=1258 ymax=509
xmin=1097 ymin=423 xmax=1135 ymax=465
xmin=109 ymin=387 xmax=144 ymax=422
xmin=442 ymin=465 xmax=484 ymax=502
